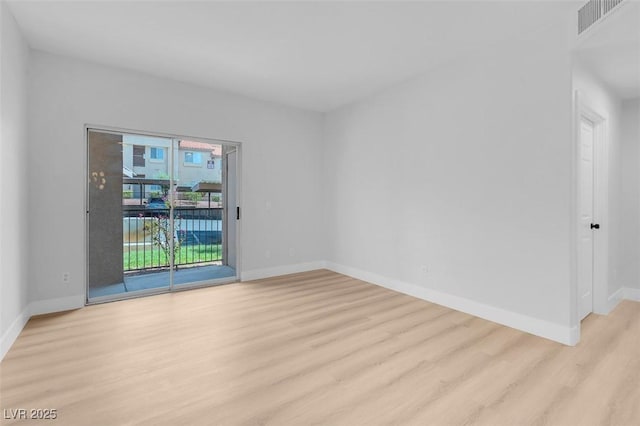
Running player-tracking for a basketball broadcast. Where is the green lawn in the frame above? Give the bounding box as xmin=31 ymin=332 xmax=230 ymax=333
xmin=124 ymin=244 xmax=222 ymax=271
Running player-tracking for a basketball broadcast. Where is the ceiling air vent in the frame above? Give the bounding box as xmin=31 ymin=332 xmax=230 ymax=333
xmin=578 ymin=0 xmax=626 ymax=34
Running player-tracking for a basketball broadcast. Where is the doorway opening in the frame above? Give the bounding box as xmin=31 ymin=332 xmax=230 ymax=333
xmin=86 ymin=128 xmax=240 ymax=302
xmin=575 ymin=95 xmax=608 ymax=325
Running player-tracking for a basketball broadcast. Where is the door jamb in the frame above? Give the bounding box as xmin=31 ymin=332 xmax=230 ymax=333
xmin=222 ymin=146 xmax=239 ymax=271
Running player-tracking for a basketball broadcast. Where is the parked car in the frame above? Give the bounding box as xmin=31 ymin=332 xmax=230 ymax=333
xmin=146 ymin=197 xmax=167 ymax=210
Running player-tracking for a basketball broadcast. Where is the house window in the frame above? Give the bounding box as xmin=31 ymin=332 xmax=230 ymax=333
xmin=150 ymin=147 xmax=164 ymax=162
xmin=184 ymin=151 xmax=202 ymax=165
xmin=133 ymin=145 xmax=145 ymax=167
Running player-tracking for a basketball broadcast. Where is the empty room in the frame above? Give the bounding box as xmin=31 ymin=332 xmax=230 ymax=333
xmin=1 ymin=0 xmax=639 ymax=425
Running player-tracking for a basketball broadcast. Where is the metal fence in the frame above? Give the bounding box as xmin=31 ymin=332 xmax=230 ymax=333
xmin=123 ymin=207 xmax=223 ymax=272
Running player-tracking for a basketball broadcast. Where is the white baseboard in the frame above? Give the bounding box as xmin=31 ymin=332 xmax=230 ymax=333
xmin=602 ymin=287 xmax=625 ymax=314
xmin=0 ymin=304 xmax=31 ymax=361
xmin=1 ymin=295 xmax=84 ymax=362
xmin=240 ymin=261 xmax=327 ymax=282
xmin=29 ymin=294 xmax=84 ymax=316
xmin=5 ymin=263 xmax=598 ymax=361
xmin=567 ymin=325 xmax=580 ymax=346
xmin=625 ymin=287 xmax=640 ymax=302
xmin=325 ymin=261 xmax=577 ymax=346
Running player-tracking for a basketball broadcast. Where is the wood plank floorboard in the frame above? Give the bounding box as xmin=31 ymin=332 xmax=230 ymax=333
xmin=1 ymin=269 xmax=639 ymax=425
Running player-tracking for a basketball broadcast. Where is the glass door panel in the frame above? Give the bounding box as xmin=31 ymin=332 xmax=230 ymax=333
xmin=88 ymin=130 xmax=171 ymax=301
xmin=172 ymin=139 xmax=234 ymax=287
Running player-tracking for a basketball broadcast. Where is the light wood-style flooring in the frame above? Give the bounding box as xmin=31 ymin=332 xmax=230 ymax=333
xmin=1 ymin=269 xmax=639 ymax=425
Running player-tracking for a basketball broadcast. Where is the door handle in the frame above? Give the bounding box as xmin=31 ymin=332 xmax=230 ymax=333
xmin=590 ymin=223 xmax=600 ymax=229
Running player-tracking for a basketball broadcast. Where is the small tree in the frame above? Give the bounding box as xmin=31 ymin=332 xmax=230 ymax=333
xmin=143 ymin=214 xmax=184 ymax=269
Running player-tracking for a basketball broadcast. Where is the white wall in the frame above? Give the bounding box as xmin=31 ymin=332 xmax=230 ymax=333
xmin=0 ymin=1 xmax=30 ymax=359
xmin=572 ymin=59 xmax=624 ymax=309
xmin=620 ymin=98 xmax=640 ymax=292
xmin=27 ymin=51 xmax=324 ymax=306
xmin=323 ymin=22 xmax=575 ymax=342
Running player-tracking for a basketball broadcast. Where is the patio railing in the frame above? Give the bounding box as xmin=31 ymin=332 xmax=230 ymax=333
xmin=123 ymin=207 xmax=223 ymax=272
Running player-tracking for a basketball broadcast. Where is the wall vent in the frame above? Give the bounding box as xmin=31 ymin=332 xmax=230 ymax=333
xmin=578 ymin=0 xmax=626 ymax=34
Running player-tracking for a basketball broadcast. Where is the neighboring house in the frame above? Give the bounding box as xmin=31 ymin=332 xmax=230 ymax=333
xmin=177 ymin=140 xmax=223 ymax=187
xmin=121 ymin=134 xmax=222 ymax=200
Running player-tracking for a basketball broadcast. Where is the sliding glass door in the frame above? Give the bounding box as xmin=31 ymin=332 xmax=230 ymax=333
xmin=87 ymin=128 xmax=239 ymax=302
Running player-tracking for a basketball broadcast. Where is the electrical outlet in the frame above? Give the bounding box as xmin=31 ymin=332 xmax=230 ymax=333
xmin=265 ymin=250 xmax=271 ymax=259
xmin=62 ymin=272 xmax=71 ymax=284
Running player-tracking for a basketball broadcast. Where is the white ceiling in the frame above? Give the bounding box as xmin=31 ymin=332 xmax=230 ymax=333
xmin=7 ymin=1 xmax=588 ymax=111
xmin=574 ymin=1 xmax=640 ymax=100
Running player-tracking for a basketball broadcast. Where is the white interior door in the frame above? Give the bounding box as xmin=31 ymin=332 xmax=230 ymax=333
xmin=578 ymin=117 xmax=595 ymax=320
